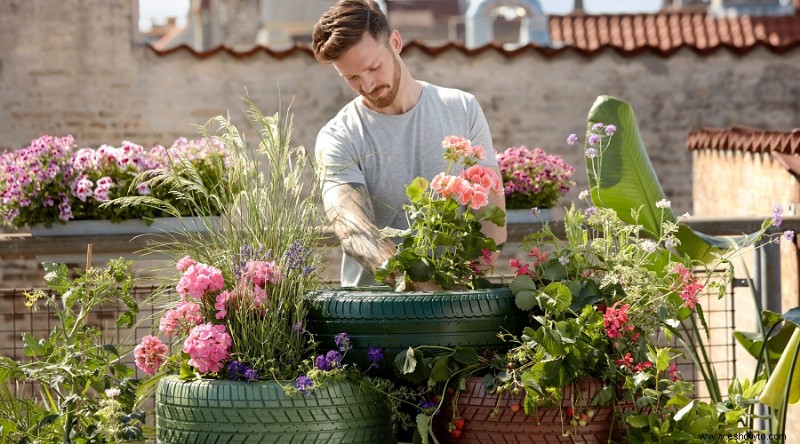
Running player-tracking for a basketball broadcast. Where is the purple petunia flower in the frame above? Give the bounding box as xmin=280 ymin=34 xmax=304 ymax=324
xmin=367 ymin=346 xmax=384 ymax=368
xmin=243 ymin=368 xmax=259 ymax=382
xmin=315 ymin=354 xmax=329 ymax=371
xmin=334 ymin=333 xmax=351 ymax=352
xmin=227 ymin=360 xmax=245 ymax=380
xmin=325 ymin=350 xmax=343 ymax=369
xmin=296 ymin=375 xmax=314 ymax=395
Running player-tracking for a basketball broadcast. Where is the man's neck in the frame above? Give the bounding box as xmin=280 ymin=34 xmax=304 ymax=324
xmin=363 ymin=77 xmax=423 ymax=115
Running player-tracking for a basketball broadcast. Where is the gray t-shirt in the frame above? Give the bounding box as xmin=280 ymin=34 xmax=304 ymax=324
xmin=315 ymin=81 xmax=497 ymax=286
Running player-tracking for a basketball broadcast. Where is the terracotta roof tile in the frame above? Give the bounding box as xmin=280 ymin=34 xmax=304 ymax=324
xmin=686 ymin=127 xmax=800 ymax=155
xmin=151 ymin=10 xmax=800 ymax=58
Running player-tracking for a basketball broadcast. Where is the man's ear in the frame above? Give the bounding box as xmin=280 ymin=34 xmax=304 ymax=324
xmin=389 ymin=29 xmax=403 ymax=54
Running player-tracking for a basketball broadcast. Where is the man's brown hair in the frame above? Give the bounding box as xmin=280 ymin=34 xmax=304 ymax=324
xmin=312 ymin=0 xmax=391 ymax=63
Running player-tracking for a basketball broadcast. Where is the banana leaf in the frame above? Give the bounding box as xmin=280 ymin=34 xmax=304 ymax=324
xmin=585 ymin=95 xmax=733 ymax=263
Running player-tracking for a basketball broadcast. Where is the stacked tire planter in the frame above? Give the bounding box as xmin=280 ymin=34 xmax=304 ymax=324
xmin=156 ymin=375 xmax=395 ymax=443
xmin=433 ymin=377 xmax=626 ymax=444
xmin=304 ymin=286 xmax=528 ymax=374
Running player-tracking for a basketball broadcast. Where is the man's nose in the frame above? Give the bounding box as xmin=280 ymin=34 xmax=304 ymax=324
xmin=362 ymin=75 xmax=376 ymax=94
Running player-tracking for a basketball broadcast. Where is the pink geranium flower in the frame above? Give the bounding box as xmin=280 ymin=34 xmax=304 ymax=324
xmin=134 ymin=335 xmax=168 ymax=376
xmin=182 ymin=323 xmax=232 ymax=373
xmin=176 ymin=262 xmax=225 ymax=299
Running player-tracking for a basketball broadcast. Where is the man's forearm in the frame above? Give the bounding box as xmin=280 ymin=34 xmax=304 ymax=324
xmin=325 ymin=183 xmax=396 ymax=275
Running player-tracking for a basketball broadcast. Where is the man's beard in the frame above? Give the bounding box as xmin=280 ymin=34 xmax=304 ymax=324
xmin=362 ymin=55 xmax=401 ymax=109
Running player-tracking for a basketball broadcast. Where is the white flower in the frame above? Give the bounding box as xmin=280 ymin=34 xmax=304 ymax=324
xmin=665 ymin=238 xmax=679 ymax=249
xmin=578 ymin=190 xmax=590 ymax=200
xmin=559 ymin=255 xmax=569 ymax=265
xmin=105 ymin=387 xmax=121 ymax=398
xmin=681 ymin=212 xmax=691 ymax=219
xmin=640 ymin=239 xmax=658 ymax=253
xmin=656 ymin=199 xmax=671 ymax=209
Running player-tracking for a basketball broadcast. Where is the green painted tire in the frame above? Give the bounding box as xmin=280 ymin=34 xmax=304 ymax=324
xmin=156 ymin=376 xmax=395 ymax=443
xmin=305 ymin=286 xmax=527 ymax=372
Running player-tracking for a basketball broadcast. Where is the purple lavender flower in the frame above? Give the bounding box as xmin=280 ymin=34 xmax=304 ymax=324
xmin=367 ymin=346 xmax=384 ymax=368
xmin=325 ymin=350 xmax=343 ymax=369
xmin=243 ymin=368 xmax=259 ymax=382
xmin=284 ymin=239 xmax=311 ymax=272
xmin=334 ymin=333 xmax=351 ymax=352
xmin=293 ymin=320 xmax=304 ymax=332
xmin=295 ymin=376 xmax=314 ymax=395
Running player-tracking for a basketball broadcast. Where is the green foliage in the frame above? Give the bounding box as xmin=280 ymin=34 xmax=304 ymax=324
xmin=117 ymin=97 xmax=327 ymax=382
xmin=0 ymin=259 xmax=144 ymax=443
xmin=374 ymin=136 xmax=504 ymax=290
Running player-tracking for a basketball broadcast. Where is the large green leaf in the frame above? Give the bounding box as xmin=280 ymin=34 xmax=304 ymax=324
xmin=585 ymin=95 xmax=729 ymax=262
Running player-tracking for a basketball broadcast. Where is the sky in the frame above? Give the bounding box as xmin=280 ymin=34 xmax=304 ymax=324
xmin=138 ymin=0 xmax=664 ymax=32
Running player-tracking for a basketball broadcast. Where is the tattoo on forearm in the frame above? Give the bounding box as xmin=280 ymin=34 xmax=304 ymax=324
xmin=325 ymin=183 xmax=395 ymax=274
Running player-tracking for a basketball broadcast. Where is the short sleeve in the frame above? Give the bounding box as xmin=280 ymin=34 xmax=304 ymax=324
xmin=314 ymin=125 xmax=367 ymax=195
xmin=466 ymin=95 xmax=497 ymax=166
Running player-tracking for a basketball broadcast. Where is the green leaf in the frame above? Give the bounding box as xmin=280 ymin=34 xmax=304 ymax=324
xmin=541 ymin=282 xmax=572 ymax=312
xmin=590 ymin=385 xmax=614 ymax=406
xmin=416 ymin=413 xmax=432 ymax=444
xmin=396 ymin=347 xmax=418 ymax=375
xmin=514 ymin=290 xmax=537 ymax=311
xmin=673 ymin=399 xmax=696 ymax=421
xmin=379 ymin=226 xmax=414 ymax=239
xmin=733 ymin=324 xmax=795 ymax=362
xmin=510 ymin=275 xmax=536 ymax=294
xmin=431 ymin=356 xmax=452 ymax=383
xmin=542 ymin=262 xmax=568 ymax=281
xmin=452 ymin=347 xmax=480 ymax=366
xmin=784 ymin=307 xmax=800 ymax=328
xmin=406 ymin=177 xmax=429 ymax=203
xmin=626 ymin=414 xmax=650 ymax=428
xmin=22 ymin=333 xmax=46 ymax=358
xmin=655 ymin=348 xmax=670 ymax=373
xmin=585 ymin=96 xmax=729 ymax=263
xmin=407 ymin=258 xmax=434 ymax=283
xmin=42 ymin=262 xmax=71 ymax=294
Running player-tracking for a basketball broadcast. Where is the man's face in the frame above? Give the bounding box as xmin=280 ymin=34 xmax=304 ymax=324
xmin=333 ymin=32 xmax=401 ymax=110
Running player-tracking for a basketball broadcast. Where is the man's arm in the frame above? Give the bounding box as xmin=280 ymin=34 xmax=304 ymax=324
xmin=323 ymin=183 xmax=397 ymax=278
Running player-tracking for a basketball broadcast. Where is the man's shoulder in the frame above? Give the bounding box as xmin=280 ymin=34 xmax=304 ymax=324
xmin=319 ymin=98 xmax=363 ymax=136
xmin=421 ymin=81 xmax=477 ymax=103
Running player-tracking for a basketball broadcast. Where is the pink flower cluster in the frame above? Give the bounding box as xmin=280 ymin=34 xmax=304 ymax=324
xmin=497 ymin=145 xmax=575 ymax=208
xmin=0 ymin=134 xmax=228 ymax=228
xmin=176 ymin=262 xmax=225 ymax=299
xmin=615 ymin=352 xmax=653 ymax=373
xmin=134 ymin=335 xmax=168 ymax=376
xmin=674 ymin=263 xmax=703 ymax=309
xmin=182 ymin=323 xmax=232 ymax=373
xmin=159 ymin=301 xmax=203 ymax=337
xmin=431 ymin=165 xmax=502 ymax=210
xmin=441 ymin=135 xmax=486 ymax=165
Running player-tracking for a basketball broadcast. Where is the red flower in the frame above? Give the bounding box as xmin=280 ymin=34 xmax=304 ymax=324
xmin=615 ymin=352 xmax=634 ymax=368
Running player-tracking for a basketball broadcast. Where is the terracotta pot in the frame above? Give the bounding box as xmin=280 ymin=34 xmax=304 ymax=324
xmin=433 ymin=377 xmax=626 ymax=444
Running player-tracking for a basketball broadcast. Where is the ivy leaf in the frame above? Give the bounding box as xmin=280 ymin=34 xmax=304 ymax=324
xmin=406 ymin=177 xmax=429 ymax=203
